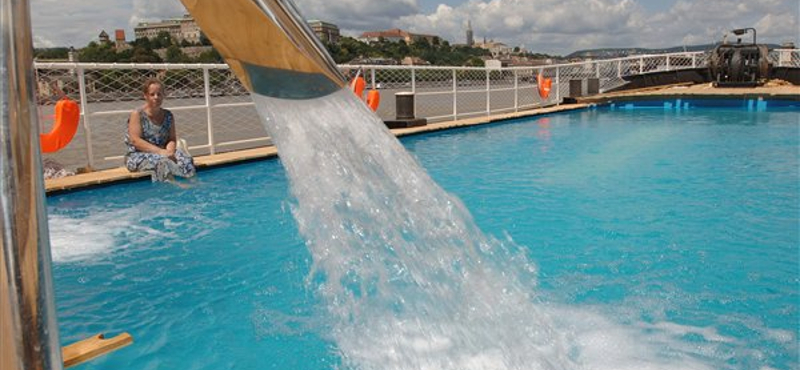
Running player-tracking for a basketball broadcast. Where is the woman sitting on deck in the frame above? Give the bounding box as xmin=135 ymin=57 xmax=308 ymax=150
xmin=125 ymin=78 xmax=195 ymax=182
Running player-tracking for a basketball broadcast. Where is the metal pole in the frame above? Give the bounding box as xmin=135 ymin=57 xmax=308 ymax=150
xmin=1 ymin=1 xmax=63 ymax=370
xmin=485 ymin=69 xmax=490 ymax=116
xmin=555 ymin=67 xmax=560 ymax=105
xmin=513 ymin=70 xmax=518 ymax=113
xmin=411 ymin=68 xmax=416 ymax=118
xmin=452 ymin=69 xmax=457 ymax=119
xmin=76 ymin=66 xmax=94 ymax=169
xmin=203 ymin=67 xmax=215 ymax=155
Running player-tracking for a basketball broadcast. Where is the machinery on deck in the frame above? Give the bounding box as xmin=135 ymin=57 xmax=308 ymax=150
xmin=708 ymin=28 xmax=771 ymax=87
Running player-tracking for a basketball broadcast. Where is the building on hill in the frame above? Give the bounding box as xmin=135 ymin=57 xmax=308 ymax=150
xmin=466 ymin=20 xmax=474 ymax=47
xmin=114 ymin=29 xmax=131 ymax=51
xmin=134 ymin=14 xmax=201 ymax=44
xmin=401 ymin=56 xmax=430 ymax=66
xmin=475 ymin=40 xmax=512 ymax=58
xmin=346 ymin=57 xmax=398 ymax=65
xmin=359 ymin=28 xmax=441 ymax=45
xmin=98 ymin=30 xmax=110 ymax=44
xmin=307 ymin=20 xmax=340 ymax=44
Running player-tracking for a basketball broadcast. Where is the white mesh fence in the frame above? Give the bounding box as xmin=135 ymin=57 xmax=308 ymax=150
xmin=35 ymin=49 xmax=799 ymax=171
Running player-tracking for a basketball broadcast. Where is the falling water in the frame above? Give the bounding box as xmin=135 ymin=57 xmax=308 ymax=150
xmin=250 ymin=89 xmax=726 ymax=370
xmin=252 ymin=88 xmax=573 ymax=370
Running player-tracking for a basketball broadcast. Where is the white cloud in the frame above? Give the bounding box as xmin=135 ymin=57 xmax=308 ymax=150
xmin=28 ymin=0 xmax=799 ymax=55
xmin=130 ymin=0 xmax=185 ymax=27
xmin=31 ymin=0 xmax=135 ymax=47
xmin=293 ymin=0 xmax=421 ymax=30
xmin=395 ymin=0 xmax=797 ymax=54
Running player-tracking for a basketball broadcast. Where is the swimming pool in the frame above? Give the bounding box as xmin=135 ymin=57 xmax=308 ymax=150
xmin=48 ymin=102 xmax=799 ymax=369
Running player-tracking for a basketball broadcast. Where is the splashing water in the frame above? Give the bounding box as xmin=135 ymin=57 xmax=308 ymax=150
xmin=252 ymin=88 xmax=572 ymax=369
xmin=250 ymin=89 xmax=722 ymax=370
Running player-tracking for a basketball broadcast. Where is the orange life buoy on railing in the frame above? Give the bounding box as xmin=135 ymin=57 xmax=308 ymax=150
xmin=350 ymin=76 xmax=366 ymax=99
xmin=40 ymin=98 xmax=80 ymax=153
xmin=537 ymin=72 xmax=552 ymax=99
xmin=350 ymin=76 xmax=380 ymax=112
xmin=365 ymin=90 xmax=380 ymax=111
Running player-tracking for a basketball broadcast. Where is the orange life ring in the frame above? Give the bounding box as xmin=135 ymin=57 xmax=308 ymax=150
xmin=40 ymin=98 xmax=80 ymax=153
xmin=365 ymin=90 xmax=380 ymax=111
xmin=537 ymin=72 xmax=552 ymax=99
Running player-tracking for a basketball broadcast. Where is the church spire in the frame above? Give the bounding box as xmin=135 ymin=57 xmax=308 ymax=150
xmin=466 ymin=19 xmax=474 ymax=46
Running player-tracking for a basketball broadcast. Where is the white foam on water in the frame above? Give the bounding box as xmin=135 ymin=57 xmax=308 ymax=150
xmin=249 ymin=89 xmax=747 ymax=369
xmin=48 ymin=204 xmax=172 ymax=263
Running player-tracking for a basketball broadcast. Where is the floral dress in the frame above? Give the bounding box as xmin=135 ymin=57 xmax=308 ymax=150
xmin=124 ymin=108 xmax=195 ymax=181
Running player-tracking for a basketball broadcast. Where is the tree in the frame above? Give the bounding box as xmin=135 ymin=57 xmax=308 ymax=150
xmin=199 ymin=32 xmax=212 ymax=46
xmin=154 ymin=31 xmax=173 ymax=49
xmin=129 ymin=46 xmax=162 ymax=63
xmin=34 ymin=47 xmax=71 ymax=60
xmin=195 ymin=48 xmax=223 ymax=63
xmin=165 ymin=45 xmax=189 ymax=63
xmin=78 ymin=42 xmax=117 ymax=62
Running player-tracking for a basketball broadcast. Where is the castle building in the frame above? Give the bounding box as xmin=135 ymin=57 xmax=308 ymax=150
xmin=98 ymin=30 xmax=110 ymax=44
xmin=114 ymin=29 xmax=131 ymax=50
xmin=134 ymin=14 xmax=201 ymax=44
xmin=358 ymin=28 xmax=441 ymax=45
xmin=307 ymin=20 xmax=340 ymax=44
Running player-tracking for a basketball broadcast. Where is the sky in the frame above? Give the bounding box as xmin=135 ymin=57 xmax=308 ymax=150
xmin=30 ymin=0 xmax=799 ymax=55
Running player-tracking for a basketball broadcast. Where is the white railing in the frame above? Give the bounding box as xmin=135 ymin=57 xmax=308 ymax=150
xmin=34 ymin=49 xmax=799 ymax=171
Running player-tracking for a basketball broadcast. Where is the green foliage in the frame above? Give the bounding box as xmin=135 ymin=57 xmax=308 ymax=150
xmin=129 ymin=46 xmax=162 ymax=63
xmin=68 ymin=34 xmax=557 ymax=67
xmin=34 ymin=47 xmax=70 ymax=60
xmin=153 ymin=31 xmax=174 ymax=49
xmin=78 ymin=42 xmax=117 ymax=62
xmin=195 ymin=48 xmax=223 ymax=63
xmin=165 ymin=45 xmax=190 ymax=63
xmin=324 ymin=36 xmax=494 ymax=66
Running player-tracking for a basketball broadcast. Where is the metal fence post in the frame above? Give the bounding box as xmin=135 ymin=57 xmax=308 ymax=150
xmin=411 ymin=67 xmax=417 ymax=118
xmin=411 ymin=67 xmax=416 ymax=94
xmin=692 ymin=54 xmax=697 ymax=69
xmin=370 ymin=68 xmax=376 ymax=89
xmin=618 ymin=60 xmax=622 ymax=77
xmin=639 ymin=57 xmax=644 ymax=74
xmin=666 ymin=55 xmax=671 ymax=71
xmin=485 ymin=69 xmax=490 ymax=116
xmin=555 ymin=67 xmax=560 ymax=105
xmin=452 ymin=69 xmax=457 ymax=119
xmin=203 ymin=67 xmax=215 ymax=155
xmin=76 ymin=66 xmax=94 ymax=169
xmin=513 ymin=69 xmax=519 ymax=113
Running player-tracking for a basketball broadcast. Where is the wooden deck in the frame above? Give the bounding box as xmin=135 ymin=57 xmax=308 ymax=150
xmin=577 ymin=81 xmax=800 ymax=103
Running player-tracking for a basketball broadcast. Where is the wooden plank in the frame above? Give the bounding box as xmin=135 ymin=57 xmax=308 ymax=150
xmin=62 ymin=332 xmax=133 ymax=368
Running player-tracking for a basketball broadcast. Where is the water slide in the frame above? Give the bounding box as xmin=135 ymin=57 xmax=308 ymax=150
xmin=179 ymin=0 xmax=347 ymax=99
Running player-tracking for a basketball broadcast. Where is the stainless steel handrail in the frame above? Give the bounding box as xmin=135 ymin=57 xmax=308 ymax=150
xmin=1 ymin=0 xmax=63 ymax=369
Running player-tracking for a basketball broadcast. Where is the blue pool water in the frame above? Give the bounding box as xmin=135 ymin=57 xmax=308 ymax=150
xmin=48 ymin=104 xmax=798 ymax=369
